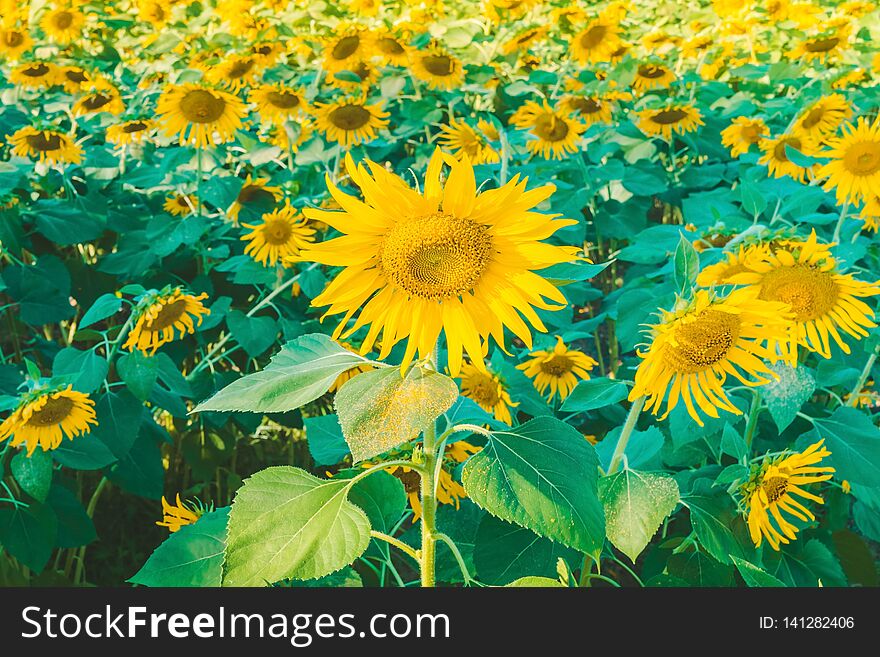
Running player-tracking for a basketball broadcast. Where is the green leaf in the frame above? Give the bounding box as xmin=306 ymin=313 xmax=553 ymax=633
xmin=832 ymin=529 xmax=878 ymax=587
xmin=763 ymin=363 xmax=815 ymax=432
xmin=505 ymin=576 xmax=565 ymax=587
xmin=129 ymin=508 xmax=229 ymax=587
xmin=666 ymin=550 xmax=735 ymax=586
xmin=720 ymin=424 xmax=748 ymax=461
xmin=89 ymin=390 xmax=144 ymax=459
xmin=226 ymin=310 xmax=278 ymax=357
xmin=738 ymin=180 xmax=767 ymax=218
xmin=462 ymin=416 xmax=606 ymax=553
xmin=673 ymin=233 xmax=699 ymax=294
xmin=194 ymin=334 xmax=373 ymax=413
xmin=784 ymin=143 xmax=822 ymax=168
xmin=811 ymin=407 xmax=880 ymax=489
xmin=335 ymin=365 xmax=458 ymax=463
xmin=559 ymin=377 xmax=628 ymax=412
xmin=79 ymin=293 xmax=122 ymax=328
xmin=106 ymin=430 xmax=164 ymax=499
xmin=595 ymin=426 xmax=664 ymax=471
xmin=1 ymin=256 xmax=73 ymax=325
xmin=685 ymin=494 xmax=749 ymax=565
xmin=117 ymin=351 xmax=160 ymax=401
xmin=599 ymin=469 xmax=679 ymax=562
xmin=765 ymin=538 xmax=847 ymax=587
xmin=223 ymin=466 xmax=370 ymax=586
xmin=731 ymin=556 xmax=786 ymax=587
xmin=0 ymin=502 xmax=58 ymax=573
xmin=11 ymin=449 xmax=53 ymax=502
xmin=303 ymin=414 xmax=350 ymax=466
xmin=46 ymin=484 xmax=96 ymax=548
xmin=52 ymin=347 xmax=109 ymax=394
xmin=347 ymin=470 xmax=407 ymax=534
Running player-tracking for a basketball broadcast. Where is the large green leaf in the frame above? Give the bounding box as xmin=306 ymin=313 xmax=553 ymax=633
xmin=505 ymin=576 xmax=565 ymax=587
xmin=223 ymin=466 xmax=370 ymax=586
xmin=731 ymin=556 xmax=786 ymax=587
xmin=559 ymin=377 xmax=628 ymax=412
xmin=117 ymin=351 xmax=160 ymax=401
xmin=129 ymin=508 xmax=229 ymax=587
xmin=685 ymin=494 xmax=750 ymax=565
xmin=346 ymin=470 xmax=407 ymax=534
xmin=52 ymin=348 xmax=109 ymax=394
xmin=0 ymin=502 xmax=58 ymax=573
xmin=462 ymin=416 xmax=606 ymax=553
xmin=335 ymin=365 xmax=458 ymax=462
xmin=763 ymin=363 xmax=815 ymax=432
xmin=193 ymin=334 xmax=373 ymax=413
xmin=226 ymin=311 xmax=278 ymax=357
xmin=599 ymin=469 xmax=679 ymax=562
xmin=11 ymin=449 xmax=53 ymax=502
xmin=303 ymin=413 xmax=350 ymax=466
xmin=811 ymin=407 xmax=880 ymax=489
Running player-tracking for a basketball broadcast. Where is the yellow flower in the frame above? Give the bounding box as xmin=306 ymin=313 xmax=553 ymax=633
xmin=226 ymin=174 xmax=282 ymax=223
xmin=249 ymin=83 xmax=308 ymax=122
xmin=0 ymin=386 xmax=97 ymax=456
xmin=459 ymin=361 xmax=517 ymax=425
xmin=570 ymin=19 xmax=622 ymax=64
xmin=502 ymin=26 xmax=548 ymax=55
xmin=437 ymin=118 xmax=499 ymax=165
xmin=741 ymin=440 xmax=834 ymax=550
xmin=860 ymin=195 xmax=880 ymax=232
xmin=157 ymin=494 xmax=203 ymax=533
xmin=372 ymin=30 xmax=409 ymax=66
xmin=155 ymin=83 xmax=246 ymax=148
xmin=793 ymin=95 xmax=852 ymax=142
xmin=629 ymin=288 xmax=793 ymax=426
xmin=241 ymin=202 xmax=315 ymax=267
xmin=728 ymin=231 xmax=880 ymax=359
xmin=636 ymin=105 xmax=704 ymax=141
xmin=632 ymin=64 xmax=676 ymax=92
xmin=73 ymin=84 xmax=125 ymax=117
xmin=696 ymin=244 xmax=767 ymax=287
xmin=509 ymin=100 xmax=586 ymax=160
xmin=8 ymin=126 xmax=82 ymax=165
xmin=721 ymin=117 xmax=769 ymax=157
xmin=321 ymin=29 xmax=373 ymax=73
xmin=818 ymin=117 xmax=880 ymax=207
xmin=58 ymin=65 xmax=92 ymax=93
xmin=789 ymin=26 xmax=850 ymax=63
xmin=410 ymin=47 xmax=464 ymax=90
xmin=40 ymin=5 xmax=85 ymax=45
xmin=123 ymin=289 xmax=211 ymax=354
xmin=138 ymin=0 xmax=171 ymax=27
xmin=106 ymin=119 xmax=155 ymax=147
xmin=0 ymin=27 xmax=32 ymax=60
xmin=832 ymin=69 xmax=867 ymax=90
xmin=164 ymin=193 xmax=195 ymax=216
xmin=559 ymin=95 xmax=614 ymax=126
xmin=758 ymin=134 xmax=817 ymax=183
xmin=517 ymin=336 xmax=598 ymax=402
xmin=300 ymin=150 xmax=577 ymax=376
xmin=326 ymin=59 xmax=380 ymax=90
xmin=312 ymin=99 xmax=389 ymax=148
xmin=267 ymin=120 xmax=314 ymax=152
xmin=10 ymin=61 xmax=58 ymax=89
xmin=205 ymin=55 xmax=262 ymax=92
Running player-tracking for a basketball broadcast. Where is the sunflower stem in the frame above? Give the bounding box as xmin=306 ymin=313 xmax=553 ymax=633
xmin=419 ymin=347 xmax=440 ymax=588
xmin=846 ymin=345 xmax=878 ymax=407
xmin=74 ymin=477 xmax=109 ymax=585
xmin=832 ymin=202 xmax=850 ymax=244
xmin=196 ymin=145 xmax=203 ymax=218
xmin=498 ymin=127 xmax=511 ymax=186
xmin=369 ymin=530 xmax=420 ymax=563
xmin=106 ymin=310 xmax=136 ymax=363
xmin=607 ymin=395 xmax=645 ymax=475
xmin=743 ymin=389 xmax=763 ymax=448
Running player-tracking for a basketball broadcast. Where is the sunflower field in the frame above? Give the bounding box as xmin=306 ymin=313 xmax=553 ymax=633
xmin=0 ymin=0 xmax=879 ymax=591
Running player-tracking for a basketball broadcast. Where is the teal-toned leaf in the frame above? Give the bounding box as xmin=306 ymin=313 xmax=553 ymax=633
xmin=79 ymin=293 xmax=122 ymax=328
xmin=738 ymin=180 xmax=767 ymax=218
xmin=106 ymin=429 xmax=164 ymax=499
xmin=52 ymin=348 xmax=108 ymax=394
xmin=11 ymin=449 xmax=53 ymax=502
xmin=46 ymin=484 xmax=96 ymax=548
xmin=810 ymin=407 xmax=880 ymax=489
xmin=303 ymin=414 xmax=350 ymax=466
xmin=89 ymin=390 xmax=144 ymax=459
xmin=347 ymin=470 xmax=407 ymax=534
xmin=462 ymin=416 xmax=606 ymax=553
xmin=560 ymin=377 xmax=628 ymax=412
xmin=595 ymin=425 xmax=665 ymax=471
xmin=765 ymin=538 xmax=847 ymax=587
xmin=335 ymin=365 xmax=458 ymax=462
xmin=282 ymin=567 xmax=363 ymax=588
xmin=685 ymin=494 xmax=749 ymax=565
xmin=117 ymin=351 xmax=160 ymax=401
xmin=720 ymin=424 xmax=748 ymax=461
xmin=731 ymin=556 xmax=786 ymax=587
xmin=673 ymin=233 xmax=699 ymax=294
xmin=764 ymin=363 xmax=815 ymax=432
xmin=0 ymin=502 xmax=58 ymax=573
xmin=223 ymin=466 xmax=370 ymax=586
xmin=226 ymin=310 xmax=278 ymax=357
xmin=667 ymin=550 xmax=735 ymax=586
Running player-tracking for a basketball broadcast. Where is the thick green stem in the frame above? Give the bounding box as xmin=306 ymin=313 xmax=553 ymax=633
xmin=743 ymin=389 xmax=762 ymax=448
xmin=420 ymin=348 xmax=440 ymax=588
xmin=847 ymin=346 xmax=878 ymax=407
xmin=74 ymin=477 xmax=108 ymax=585
xmin=832 ymin=202 xmax=850 ymax=244
xmin=370 ymin=531 xmax=420 ymax=563
xmin=196 ymin=145 xmax=203 ymax=218
xmin=607 ymin=395 xmax=645 ymax=475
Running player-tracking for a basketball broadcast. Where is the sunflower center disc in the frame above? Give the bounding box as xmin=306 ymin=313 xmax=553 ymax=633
xmin=534 ymin=114 xmax=570 ymax=141
xmin=580 ymin=25 xmax=607 ymax=49
xmin=179 ymin=89 xmax=227 ymax=123
xmin=53 ymin=11 xmax=74 ymax=29
xmin=381 ymin=213 xmax=492 ymax=300
xmin=422 ymin=55 xmax=454 ymax=76
xmin=805 ymin=36 xmax=839 ymax=53
xmin=150 ymin=299 xmax=188 ymax=330
xmin=378 ymin=37 xmax=404 ymax=55
xmin=24 ymin=63 xmax=50 ymax=77
xmin=65 ymin=68 xmax=88 ymax=83
xmin=238 ymin=185 xmax=275 ymax=206
xmin=83 ymin=94 xmax=111 ymax=110
xmin=331 ymin=35 xmax=360 ymax=60
xmin=228 ymin=59 xmax=255 ymax=78
xmin=740 ymin=124 xmax=762 ymax=143
xmin=664 ymin=309 xmax=741 ymax=371
xmin=25 ymin=132 xmax=62 ymax=151
xmin=762 ymin=476 xmax=789 ymax=503
xmin=263 ymin=218 xmax=294 ymax=245
xmin=123 ymin=121 xmax=147 ymax=133
xmin=26 ymin=396 xmax=74 ymax=427
xmin=650 ymin=109 xmax=688 ymax=125
xmin=773 ymin=137 xmax=801 ymax=163
xmin=266 ymin=90 xmax=300 ymax=109
xmin=467 ymin=373 xmax=502 ymax=407
xmin=540 ymin=354 xmax=573 ymax=376
xmin=572 ymin=97 xmax=601 ymax=115
xmin=638 ymin=65 xmax=667 ymax=79
xmin=329 ymin=104 xmax=371 ymax=130
xmin=5 ymin=30 xmax=23 ymax=47
xmin=844 ymin=141 xmax=880 ymax=176
xmin=801 ymin=108 xmax=826 ymax=129
xmin=758 ymin=265 xmax=839 ymax=321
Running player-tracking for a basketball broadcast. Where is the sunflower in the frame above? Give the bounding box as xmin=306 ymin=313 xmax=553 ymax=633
xmin=832 ymin=69 xmax=867 ymax=91
xmin=681 ymin=35 xmax=714 ymax=58
xmin=509 ymin=100 xmax=586 ymax=160
xmin=40 ymin=6 xmax=85 ymax=45
xmin=300 ymin=150 xmax=578 ymax=376
xmin=739 ymin=440 xmax=835 ymax=550
xmin=818 ymin=118 xmax=880 ymax=207
xmin=10 ymin=61 xmax=58 ymax=88
xmin=241 ymin=203 xmax=315 ymax=267
xmin=267 ymin=120 xmax=314 ymax=152
xmin=629 ymin=288 xmax=794 ymax=426
xmin=410 ymin=47 xmax=464 ymax=90
xmin=73 ymin=85 xmax=125 ymax=116
xmin=164 ymin=193 xmax=195 ymax=216
xmin=155 ymin=83 xmax=246 ymax=148
xmin=559 ymin=94 xmax=614 ymax=126
xmin=696 ymin=244 xmax=767 ymax=287
xmin=728 ymin=231 xmax=880 ymax=359
xmin=502 ymin=25 xmax=548 ymax=55
xmin=571 ymin=18 xmax=622 ymax=64
xmin=250 ymin=41 xmax=283 ymax=66
xmin=860 ymin=195 xmax=880 ymax=232
xmin=326 ymin=59 xmax=380 ymax=90
xmin=459 ymin=361 xmax=517 ymax=425
xmin=437 ymin=118 xmax=499 ymax=165
xmin=636 ymin=105 xmax=704 ymax=141
xmin=789 ymin=26 xmax=850 ymax=63
xmin=156 ymin=494 xmax=204 ymax=533
xmin=206 ymin=55 xmax=262 ymax=92
xmin=57 ymin=65 xmax=93 ymax=93
xmin=517 ymin=336 xmax=598 ymax=403
xmin=721 ymin=117 xmax=769 ymax=157
xmin=249 ymin=83 xmax=308 ymax=122
xmin=0 ymin=27 xmax=32 ymax=60
xmin=8 ymin=126 xmax=82 ymax=165
xmin=312 ymin=99 xmax=389 ymax=148
xmin=793 ymin=94 xmax=852 ymax=142
xmin=106 ymin=119 xmax=155 ymax=147
xmin=138 ymin=0 xmax=171 ymax=27
xmin=632 ymin=64 xmax=676 ymax=92
xmin=0 ymin=386 xmax=97 ymax=456
xmin=122 ymin=289 xmax=211 ymax=354
xmin=758 ymin=134 xmax=817 ymax=183
xmin=373 ymin=30 xmax=409 ymax=66
xmin=322 ymin=29 xmax=373 ymax=73
xmin=226 ymin=174 xmax=282 ymax=222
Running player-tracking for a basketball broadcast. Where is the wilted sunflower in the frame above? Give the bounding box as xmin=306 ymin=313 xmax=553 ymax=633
xmin=322 ymin=29 xmax=373 ymax=72
xmin=571 ymin=18 xmax=622 ymax=64
xmin=10 ymin=61 xmax=58 ymax=88
xmin=122 ymin=289 xmax=210 ymax=354
xmin=459 ymin=361 xmax=517 ymax=425
xmin=73 ymin=84 xmax=125 ymax=116
xmin=629 ymin=288 xmax=793 ymax=426
xmin=437 ymin=118 xmax=499 ymax=165
xmin=241 ymin=203 xmax=315 ymax=267
xmin=0 ymin=386 xmax=97 ymax=456
xmin=206 ymin=55 xmax=262 ymax=91
xmin=312 ymin=99 xmax=389 ymax=148
xmin=758 ymin=134 xmax=816 ymax=183
xmin=301 ymin=150 xmax=578 ymax=376
xmin=740 ymin=440 xmax=835 ymax=550
xmin=156 ymin=83 xmax=246 ymax=148
xmin=164 ymin=193 xmax=195 ymax=216
xmin=0 ymin=27 xmax=32 ymax=59
xmin=156 ymin=494 xmax=205 ymax=533
xmin=227 ymin=174 xmax=282 ymax=222
xmin=249 ymin=83 xmax=308 ymax=122
xmin=410 ymin=47 xmax=464 ymax=90
xmin=8 ymin=126 xmax=82 ymax=165
xmin=636 ymin=105 xmax=704 ymax=141
xmin=373 ymin=30 xmax=409 ymax=66
xmin=789 ymin=26 xmax=850 ymax=63
xmin=517 ymin=336 xmax=598 ymax=403
xmin=559 ymin=95 xmax=613 ymax=126
xmin=728 ymin=231 xmax=880 ymax=359
xmin=818 ymin=117 xmax=880 ymax=206
xmin=40 ymin=6 xmax=85 ymax=45
xmin=721 ymin=117 xmax=769 ymax=157
xmin=632 ymin=64 xmax=676 ymax=92
xmin=793 ymin=94 xmax=852 ymax=142
xmin=106 ymin=119 xmax=155 ymax=147
xmin=509 ymin=100 xmax=586 ymax=160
